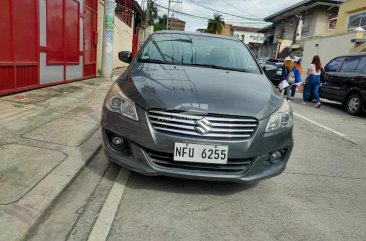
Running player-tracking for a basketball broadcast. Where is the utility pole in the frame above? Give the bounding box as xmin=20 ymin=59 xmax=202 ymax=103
xmin=101 ymin=0 xmax=116 ymax=79
xmin=166 ymin=0 xmax=182 ymax=30
xmin=166 ymin=0 xmax=171 ymax=30
xmin=145 ymin=0 xmax=151 ymax=28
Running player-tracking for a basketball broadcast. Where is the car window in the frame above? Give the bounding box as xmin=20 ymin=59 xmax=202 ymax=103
xmin=339 ymin=56 xmax=360 ymax=73
xmin=355 ymin=56 xmax=366 ymax=73
xmin=325 ymin=57 xmax=345 ymax=72
xmin=138 ymin=33 xmax=260 ymax=73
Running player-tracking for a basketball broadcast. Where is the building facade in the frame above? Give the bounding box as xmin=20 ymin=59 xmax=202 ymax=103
xmin=335 ymin=0 xmax=366 ymax=32
xmin=168 ymin=18 xmax=186 ymax=31
xmin=97 ymin=0 xmax=142 ymax=71
xmin=232 ymin=26 xmax=264 ymax=45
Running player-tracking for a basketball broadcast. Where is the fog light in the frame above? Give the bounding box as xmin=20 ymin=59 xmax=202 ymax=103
xmin=270 ymin=151 xmax=283 ymax=164
xmin=112 ymin=136 xmax=123 ymax=145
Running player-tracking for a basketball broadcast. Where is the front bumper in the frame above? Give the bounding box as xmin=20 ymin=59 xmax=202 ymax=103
xmin=101 ymin=108 xmax=294 ymax=183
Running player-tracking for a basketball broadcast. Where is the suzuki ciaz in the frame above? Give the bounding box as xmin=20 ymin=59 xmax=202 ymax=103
xmin=101 ymin=31 xmax=293 ymax=183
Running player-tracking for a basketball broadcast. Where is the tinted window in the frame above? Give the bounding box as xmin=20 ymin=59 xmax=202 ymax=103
xmin=340 ymin=56 xmax=360 ymax=73
xmin=355 ymin=56 xmax=366 ymax=73
xmin=325 ymin=57 xmax=345 ymax=72
xmin=139 ymin=33 xmax=260 ymax=73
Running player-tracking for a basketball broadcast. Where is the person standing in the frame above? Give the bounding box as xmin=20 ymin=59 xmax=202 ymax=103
xmin=303 ymin=55 xmax=322 ymax=108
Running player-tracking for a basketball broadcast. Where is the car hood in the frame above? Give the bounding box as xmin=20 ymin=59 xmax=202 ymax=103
xmin=117 ymin=63 xmax=283 ymax=120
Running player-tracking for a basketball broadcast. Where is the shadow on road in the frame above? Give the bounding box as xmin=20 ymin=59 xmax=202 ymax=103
xmin=125 ymin=172 xmax=258 ymax=196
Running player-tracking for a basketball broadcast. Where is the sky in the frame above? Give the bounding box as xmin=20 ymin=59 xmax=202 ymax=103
xmin=145 ymin=0 xmax=304 ymax=31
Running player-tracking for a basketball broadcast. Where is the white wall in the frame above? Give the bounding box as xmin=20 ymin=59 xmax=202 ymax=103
xmin=112 ymin=17 xmax=133 ymax=69
xmin=233 ymin=30 xmax=264 ymax=44
xmin=301 ymin=31 xmax=357 ymax=74
xmin=97 ymin=1 xmax=133 ymax=72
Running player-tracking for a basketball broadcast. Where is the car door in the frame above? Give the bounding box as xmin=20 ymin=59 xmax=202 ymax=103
xmin=355 ymin=56 xmax=366 ymax=86
xmin=332 ymin=56 xmax=362 ymax=102
xmin=321 ymin=57 xmax=345 ymax=99
xmin=356 ymin=56 xmax=366 ymax=100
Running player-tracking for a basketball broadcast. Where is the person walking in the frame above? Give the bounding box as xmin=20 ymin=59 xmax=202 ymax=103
xmin=280 ymin=56 xmax=294 ymax=102
xmin=303 ymin=55 xmax=322 ymax=108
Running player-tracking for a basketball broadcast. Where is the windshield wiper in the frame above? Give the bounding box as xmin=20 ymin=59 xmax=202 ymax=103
xmin=139 ymin=59 xmax=173 ymax=65
xmin=185 ymin=63 xmax=248 ymax=72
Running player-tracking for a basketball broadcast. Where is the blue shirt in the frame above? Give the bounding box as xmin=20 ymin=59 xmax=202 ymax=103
xmin=281 ymin=66 xmax=302 ymax=83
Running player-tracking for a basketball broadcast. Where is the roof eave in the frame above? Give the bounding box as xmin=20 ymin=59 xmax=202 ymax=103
xmin=133 ymin=1 xmax=143 ymax=15
xmin=263 ymin=0 xmax=344 ymax=22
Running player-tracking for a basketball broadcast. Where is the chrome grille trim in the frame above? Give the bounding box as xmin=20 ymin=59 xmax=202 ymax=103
xmin=148 ymin=110 xmax=258 ymax=139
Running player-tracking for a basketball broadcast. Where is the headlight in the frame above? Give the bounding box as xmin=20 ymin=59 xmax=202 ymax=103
xmin=105 ymin=82 xmax=139 ymax=121
xmin=265 ymin=100 xmax=293 ymax=132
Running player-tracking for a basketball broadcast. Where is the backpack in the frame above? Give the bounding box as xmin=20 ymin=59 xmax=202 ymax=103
xmin=286 ymin=68 xmax=295 ymax=84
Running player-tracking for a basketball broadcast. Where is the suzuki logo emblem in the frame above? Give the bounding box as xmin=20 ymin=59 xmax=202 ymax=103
xmin=194 ymin=118 xmax=212 ymax=135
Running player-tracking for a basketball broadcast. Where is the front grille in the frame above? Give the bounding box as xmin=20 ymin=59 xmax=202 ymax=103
xmin=146 ymin=149 xmax=254 ymax=175
xmin=148 ymin=110 xmax=258 ymax=139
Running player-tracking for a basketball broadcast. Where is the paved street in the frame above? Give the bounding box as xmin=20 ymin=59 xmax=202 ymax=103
xmin=22 ymin=92 xmax=366 ymax=241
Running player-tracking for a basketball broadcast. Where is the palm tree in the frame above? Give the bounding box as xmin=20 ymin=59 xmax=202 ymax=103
xmin=207 ymin=14 xmax=225 ymax=34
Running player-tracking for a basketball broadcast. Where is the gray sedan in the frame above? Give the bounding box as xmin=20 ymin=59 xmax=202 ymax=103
xmin=101 ymin=31 xmax=293 ymax=183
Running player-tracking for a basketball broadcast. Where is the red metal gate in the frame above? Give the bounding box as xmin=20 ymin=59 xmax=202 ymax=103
xmin=0 ymin=0 xmax=98 ymax=96
xmin=0 ymin=0 xmax=39 ymax=95
xmin=84 ymin=0 xmax=98 ymax=78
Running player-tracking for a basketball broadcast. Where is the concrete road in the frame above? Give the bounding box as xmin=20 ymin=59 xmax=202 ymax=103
xmin=29 ymin=96 xmax=366 ymax=241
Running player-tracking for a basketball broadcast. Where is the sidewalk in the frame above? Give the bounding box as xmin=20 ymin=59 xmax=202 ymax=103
xmin=0 ymin=75 xmax=116 ymax=241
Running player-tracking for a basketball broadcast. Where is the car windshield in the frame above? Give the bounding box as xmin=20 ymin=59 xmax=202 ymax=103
xmin=138 ymin=33 xmax=261 ymax=74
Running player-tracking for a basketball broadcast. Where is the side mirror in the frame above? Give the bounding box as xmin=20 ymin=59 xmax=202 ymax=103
xmin=118 ymin=51 xmax=132 ymax=63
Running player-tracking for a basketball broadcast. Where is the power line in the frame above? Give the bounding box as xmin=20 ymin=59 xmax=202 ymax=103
xmin=187 ymin=0 xmax=264 ymax=22
xmin=221 ymin=0 xmax=263 ymax=20
xmin=156 ymin=4 xmax=210 ymax=20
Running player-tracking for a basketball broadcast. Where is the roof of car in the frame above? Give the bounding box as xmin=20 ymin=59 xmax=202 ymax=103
xmin=153 ymin=30 xmax=241 ymax=41
xmin=336 ymin=53 xmax=366 ymax=58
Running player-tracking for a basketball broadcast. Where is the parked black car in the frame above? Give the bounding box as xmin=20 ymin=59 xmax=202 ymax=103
xmin=320 ymin=53 xmax=366 ymax=115
xmin=258 ymin=58 xmax=284 ymax=87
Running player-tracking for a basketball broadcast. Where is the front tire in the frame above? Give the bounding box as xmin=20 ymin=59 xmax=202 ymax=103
xmin=346 ymin=93 xmax=363 ymax=116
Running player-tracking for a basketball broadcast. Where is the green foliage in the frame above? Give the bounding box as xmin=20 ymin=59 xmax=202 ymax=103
xmin=207 ymin=14 xmax=225 ymax=34
xmin=153 ymin=15 xmax=167 ymax=32
xmin=143 ymin=1 xmax=159 ymax=25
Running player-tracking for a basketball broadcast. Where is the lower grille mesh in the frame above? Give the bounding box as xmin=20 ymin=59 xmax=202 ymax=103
xmin=145 ymin=149 xmax=254 ymax=175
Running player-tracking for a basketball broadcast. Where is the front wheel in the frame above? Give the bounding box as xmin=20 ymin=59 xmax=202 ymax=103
xmin=346 ymin=93 xmax=363 ymax=116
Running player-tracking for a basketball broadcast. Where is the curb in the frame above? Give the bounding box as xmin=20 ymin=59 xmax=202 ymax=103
xmin=0 ymin=130 xmax=103 ymax=241
xmin=25 ymin=144 xmax=102 ymax=241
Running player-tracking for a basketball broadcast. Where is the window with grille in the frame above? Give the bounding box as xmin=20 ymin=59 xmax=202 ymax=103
xmin=347 ymin=11 xmax=366 ymax=30
xmin=328 ymin=15 xmax=338 ymax=30
xmin=115 ymin=0 xmax=133 ymax=27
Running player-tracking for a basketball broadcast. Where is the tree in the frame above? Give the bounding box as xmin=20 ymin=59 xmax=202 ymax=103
xmin=143 ymin=1 xmax=159 ymax=25
xmin=153 ymin=15 xmax=167 ymax=32
xmin=207 ymin=14 xmax=225 ymax=34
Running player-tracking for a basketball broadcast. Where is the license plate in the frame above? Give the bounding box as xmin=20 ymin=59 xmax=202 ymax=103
xmin=174 ymin=143 xmax=228 ymax=164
